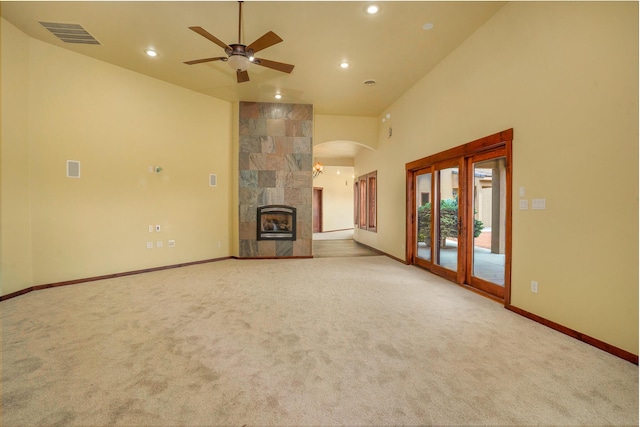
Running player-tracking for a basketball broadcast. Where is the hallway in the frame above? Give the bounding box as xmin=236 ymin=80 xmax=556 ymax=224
xmin=312 ymin=229 xmax=380 ymax=258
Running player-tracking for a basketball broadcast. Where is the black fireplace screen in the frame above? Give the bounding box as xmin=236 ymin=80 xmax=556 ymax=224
xmin=257 ymin=205 xmax=296 ymax=241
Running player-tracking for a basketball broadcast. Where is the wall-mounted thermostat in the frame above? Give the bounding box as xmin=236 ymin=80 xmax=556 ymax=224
xmin=67 ymin=160 xmax=81 ymax=178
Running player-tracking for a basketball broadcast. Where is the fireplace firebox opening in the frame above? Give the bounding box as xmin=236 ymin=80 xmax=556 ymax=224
xmin=257 ymin=205 xmax=296 ymax=241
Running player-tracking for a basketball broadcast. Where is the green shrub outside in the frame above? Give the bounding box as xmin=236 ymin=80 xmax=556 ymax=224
xmin=417 ymin=198 xmax=484 ymax=248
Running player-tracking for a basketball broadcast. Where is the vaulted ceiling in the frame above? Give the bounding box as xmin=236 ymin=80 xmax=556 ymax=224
xmin=1 ymin=1 xmax=505 ymax=118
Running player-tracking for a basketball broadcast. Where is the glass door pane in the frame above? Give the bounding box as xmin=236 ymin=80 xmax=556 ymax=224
xmin=471 ymin=157 xmax=506 ymax=286
xmin=435 ymin=167 xmax=459 ymax=272
xmin=415 ymin=171 xmax=432 ymax=261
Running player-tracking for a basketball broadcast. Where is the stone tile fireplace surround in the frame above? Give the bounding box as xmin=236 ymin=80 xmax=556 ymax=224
xmin=238 ymin=102 xmax=313 ymax=258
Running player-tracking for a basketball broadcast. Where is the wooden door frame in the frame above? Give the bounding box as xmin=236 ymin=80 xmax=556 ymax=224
xmin=418 ymin=158 xmax=465 ymax=285
xmin=464 ymin=149 xmax=510 ymax=300
xmin=405 ymin=129 xmax=513 ymax=304
xmin=313 ymin=187 xmax=323 ymax=233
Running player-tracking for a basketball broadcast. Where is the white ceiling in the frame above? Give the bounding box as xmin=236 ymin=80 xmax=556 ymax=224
xmin=1 ymin=1 xmax=505 ymax=118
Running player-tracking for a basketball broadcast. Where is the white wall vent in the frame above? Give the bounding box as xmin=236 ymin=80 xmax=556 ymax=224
xmin=39 ymin=22 xmax=101 ymax=45
xmin=67 ymin=160 xmax=81 ymax=178
xmin=209 ymin=174 xmax=217 ymax=187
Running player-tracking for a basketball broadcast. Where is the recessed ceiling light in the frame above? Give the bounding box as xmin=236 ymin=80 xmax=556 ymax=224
xmin=422 ymin=23 xmax=434 ymax=31
xmin=340 ymin=61 xmax=350 ymax=69
xmin=274 ymin=93 xmax=282 ymax=99
xmin=145 ymin=49 xmax=158 ymax=57
xmin=367 ymin=5 xmax=379 ymax=14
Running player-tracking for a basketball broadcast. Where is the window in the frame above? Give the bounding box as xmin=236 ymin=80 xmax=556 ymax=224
xmin=367 ymin=172 xmax=377 ymax=232
xmin=359 ymin=175 xmax=367 ymax=228
xmin=355 ymin=170 xmax=377 ymax=232
xmin=354 ymin=181 xmax=359 ymax=226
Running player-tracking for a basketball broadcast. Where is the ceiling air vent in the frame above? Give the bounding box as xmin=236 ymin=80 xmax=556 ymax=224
xmin=39 ymin=22 xmax=100 ymax=45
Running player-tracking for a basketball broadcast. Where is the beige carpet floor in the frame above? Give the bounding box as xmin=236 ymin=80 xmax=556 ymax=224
xmin=1 ymin=256 xmax=638 ymax=426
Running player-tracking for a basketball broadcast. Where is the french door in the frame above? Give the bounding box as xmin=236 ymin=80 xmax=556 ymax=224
xmin=406 ymin=129 xmax=512 ymax=302
xmin=466 ymin=151 xmax=508 ymax=299
xmin=414 ymin=159 xmax=464 ymax=284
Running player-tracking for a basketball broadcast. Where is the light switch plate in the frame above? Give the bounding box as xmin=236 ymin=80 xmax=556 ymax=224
xmin=519 ymin=199 xmax=529 ymax=210
xmin=519 ymin=186 xmax=525 ymax=197
xmin=532 ymin=198 xmax=546 ymax=210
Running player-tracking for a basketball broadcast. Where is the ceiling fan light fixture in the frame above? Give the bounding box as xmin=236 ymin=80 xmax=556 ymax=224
xmin=227 ymin=54 xmax=250 ymax=72
xmin=184 ymin=1 xmax=294 ymax=83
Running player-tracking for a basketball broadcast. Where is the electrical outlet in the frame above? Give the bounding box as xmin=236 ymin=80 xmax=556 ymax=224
xmin=531 ymin=280 xmax=538 ymax=294
xmin=146 ymin=242 xmax=153 ymax=249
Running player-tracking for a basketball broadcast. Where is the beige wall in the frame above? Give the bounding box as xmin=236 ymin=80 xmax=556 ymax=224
xmin=354 ymin=2 xmax=638 ymax=354
xmin=1 ymin=19 xmax=34 ymax=295
xmin=313 ymin=166 xmax=354 ymax=232
xmin=231 ymin=102 xmax=240 ymax=257
xmin=1 ymin=19 xmax=233 ymax=293
xmin=314 ymin=115 xmax=378 ymax=149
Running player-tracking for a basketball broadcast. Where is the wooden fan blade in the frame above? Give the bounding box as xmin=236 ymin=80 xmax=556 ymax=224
xmin=237 ymin=70 xmax=250 ymax=83
xmin=183 ymin=57 xmax=227 ymax=65
xmin=254 ymin=58 xmax=295 ymax=74
xmin=246 ymin=31 xmax=283 ymax=54
xmin=188 ymin=26 xmax=231 ymax=51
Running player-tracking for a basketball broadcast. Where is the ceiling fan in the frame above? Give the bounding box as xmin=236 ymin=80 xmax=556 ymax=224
xmin=184 ymin=1 xmax=295 ymax=83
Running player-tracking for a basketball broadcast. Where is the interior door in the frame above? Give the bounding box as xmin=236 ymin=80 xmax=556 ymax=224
xmin=313 ymin=187 xmax=322 ymax=233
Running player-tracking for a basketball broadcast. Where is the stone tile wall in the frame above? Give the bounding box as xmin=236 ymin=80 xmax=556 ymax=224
xmin=238 ymin=102 xmax=313 ymax=257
